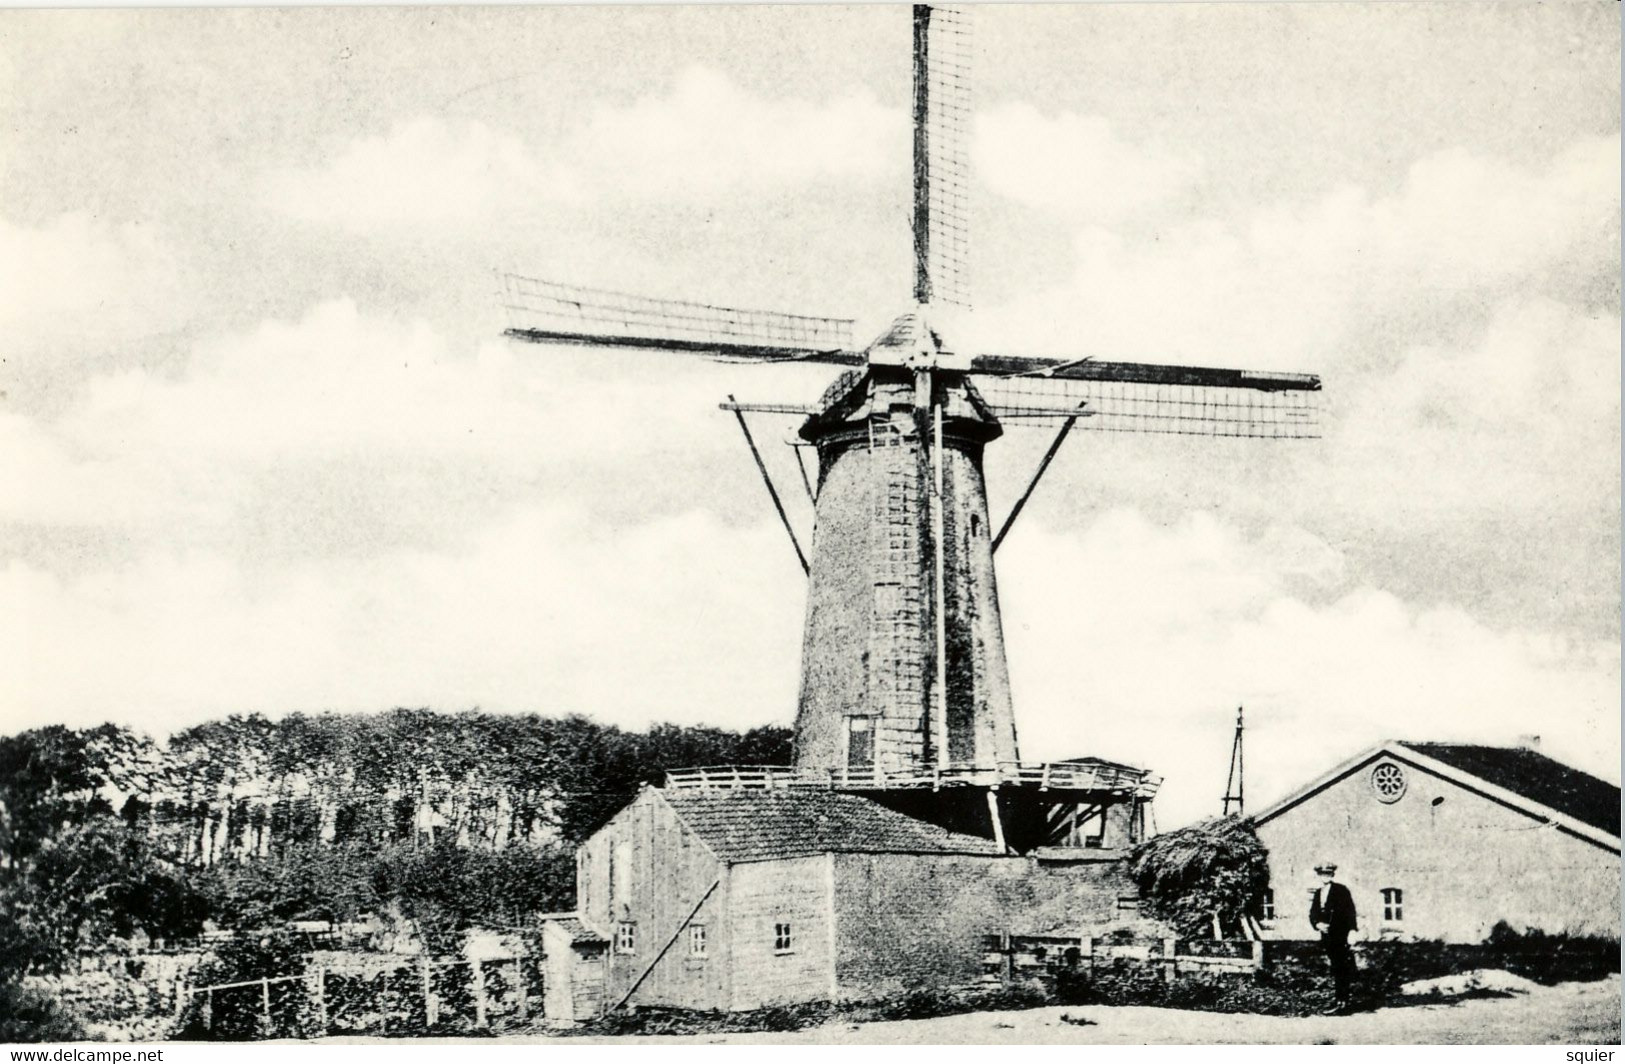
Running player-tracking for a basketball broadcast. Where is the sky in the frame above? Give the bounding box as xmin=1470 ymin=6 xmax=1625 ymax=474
xmin=1 ymin=2 xmax=1619 ymax=830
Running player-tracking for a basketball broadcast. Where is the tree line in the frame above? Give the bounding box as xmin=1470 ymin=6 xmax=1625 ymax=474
xmin=0 ymin=710 xmax=791 ymax=978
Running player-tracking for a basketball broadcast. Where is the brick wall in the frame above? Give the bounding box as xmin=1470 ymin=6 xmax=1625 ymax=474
xmin=726 ymin=856 xmax=835 ymax=1010
xmin=793 ymin=375 xmax=1017 ymax=774
xmin=1256 ymin=754 xmax=1621 ymax=943
xmin=831 ymin=853 xmax=1030 ymax=997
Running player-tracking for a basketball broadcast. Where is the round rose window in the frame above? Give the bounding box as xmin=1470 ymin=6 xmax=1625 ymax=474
xmin=1371 ymin=762 xmax=1407 ymax=803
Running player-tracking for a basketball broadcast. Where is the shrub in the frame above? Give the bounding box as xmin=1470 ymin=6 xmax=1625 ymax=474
xmin=0 ymin=981 xmax=87 ymax=1043
xmin=1130 ymin=816 xmax=1269 ymax=940
xmin=174 ymin=933 xmax=313 ymax=1041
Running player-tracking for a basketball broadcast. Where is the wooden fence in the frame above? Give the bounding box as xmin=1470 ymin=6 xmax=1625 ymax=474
xmin=178 ymin=955 xmax=541 ymax=1037
xmin=984 ymin=932 xmax=1264 ymax=987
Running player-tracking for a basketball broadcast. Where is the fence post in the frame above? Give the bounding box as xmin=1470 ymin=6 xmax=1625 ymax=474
xmin=315 ymin=967 xmax=328 ymax=1034
xmin=175 ymin=980 xmax=188 ymax=1021
xmin=261 ymin=977 xmax=272 ymax=1031
xmin=379 ymin=969 xmax=388 ymax=1035
xmin=1163 ymin=937 xmax=1178 ymax=984
xmin=472 ymin=958 xmax=489 ymax=1028
xmin=1251 ymin=939 xmax=1265 ymax=972
xmin=422 ymin=959 xmax=439 ymax=1028
xmin=1082 ymin=936 xmax=1095 ymax=973
xmin=513 ymin=957 xmax=528 ymax=1020
xmin=205 ymin=988 xmax=214 ymax=1031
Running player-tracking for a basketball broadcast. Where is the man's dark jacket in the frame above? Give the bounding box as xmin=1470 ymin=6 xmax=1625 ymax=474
xmin=1309 ymin=882 xmax=1358 ymax=940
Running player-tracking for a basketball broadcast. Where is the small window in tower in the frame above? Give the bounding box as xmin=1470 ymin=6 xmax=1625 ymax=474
xmin=774 ymin=922 xmax=793 ymax=954
xmin=689 ymin=924 xmax=707 ymax=957
xmin=971 ymin=514 xmax=981 ymax=536
xmin=846 ymin=716 xmax=875 ymax=769
xmin=616 ymin=922 xmax=637 ymax=955
xmin=1381 ymin=887 xmax=1404 ymax=922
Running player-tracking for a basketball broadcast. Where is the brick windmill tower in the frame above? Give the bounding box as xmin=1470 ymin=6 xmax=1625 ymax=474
xmin=501 ymin=6 xmax=1320 ymax=852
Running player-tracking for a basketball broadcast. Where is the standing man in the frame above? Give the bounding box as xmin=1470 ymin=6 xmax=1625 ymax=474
xmin=1309 ymin=861 xmax=1358 ymax=1014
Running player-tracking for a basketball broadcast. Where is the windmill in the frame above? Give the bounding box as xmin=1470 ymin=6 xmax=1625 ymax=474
xmin=499 ymin=6 xmax=1320 ymax=850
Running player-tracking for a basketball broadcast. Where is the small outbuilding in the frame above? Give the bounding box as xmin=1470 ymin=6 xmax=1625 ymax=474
xmin=1251 ymin=739 xmax=1621 ymax=943
xmin=564 ymin=784 xmax=1139 ymax=1014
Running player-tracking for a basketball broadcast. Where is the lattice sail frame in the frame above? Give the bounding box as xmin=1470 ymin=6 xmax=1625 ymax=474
xmin=973 ymin=374 xmax=1322 ymax=439
xmin=914 ymin=5 xmax=972 ymax=310
xmin=501 ymin=273 xmax=855 ymax=358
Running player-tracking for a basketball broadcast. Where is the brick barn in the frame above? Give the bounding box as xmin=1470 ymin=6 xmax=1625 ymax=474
xmin=566 ymin=784 xmax=1143 ymax=1014
xmin=1251 ymin=739 xmax=1621 ymax=944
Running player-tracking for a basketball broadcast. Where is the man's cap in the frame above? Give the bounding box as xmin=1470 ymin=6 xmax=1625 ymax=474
xmin=1314 ymin=861 xmax=1338 ymax=874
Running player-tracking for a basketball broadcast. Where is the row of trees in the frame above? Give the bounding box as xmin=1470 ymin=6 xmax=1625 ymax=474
xmin=1 ymin=711 xmax=792 ymax=867
xmin=0 ymin=711 xmax=791 ymax=976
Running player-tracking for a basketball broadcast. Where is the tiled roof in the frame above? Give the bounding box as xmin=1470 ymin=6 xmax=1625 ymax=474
xmin=660 ymin=789 xmax=1006 ymax=863
xmin=1400 ymin=742 xmax=1621 ymax=838
xmin=544 ymin=917 xmax=608 ymax=944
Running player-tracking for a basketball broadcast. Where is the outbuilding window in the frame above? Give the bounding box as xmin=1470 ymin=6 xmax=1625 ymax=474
xmin=1259 ymin=888 xmax=1275 ymax=921
xmin=616 ymin=922 xmax=637 ymax=954
xmin=1381 ymin=888 xmax=1404 ymax=922
xmin=774 ymin=922 xmax=793 ymax=954
xmin=689 ymin=924 xmax=707 ymax=957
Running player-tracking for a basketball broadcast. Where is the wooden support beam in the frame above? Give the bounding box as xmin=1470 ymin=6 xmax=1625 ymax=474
xmin=992 ymin=403 xmax=1087 ymax=553
xmin=614 ymin=879 xmax=721 ymax=1011
xmin=986 ymin=790 xmax=1007 ymax=852
xmin=793 ymin=443 xmax=817 ymax=504
xmin=728 ymin=395 xmax=810 ymax=575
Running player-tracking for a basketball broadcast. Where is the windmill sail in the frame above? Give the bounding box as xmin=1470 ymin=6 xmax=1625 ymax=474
xmin=498 ymin=5 xmax=1324 ymax=810
xmin=974 ymin=371 xmax=1322 ymax=439
xmin=913 ymin=5 xmax=972 ymax=310
xmin=500 ymin=272 xmax=859 ymax=363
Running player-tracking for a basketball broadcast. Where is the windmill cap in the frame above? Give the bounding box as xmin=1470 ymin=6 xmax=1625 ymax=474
xmin=1314 ymin=861 xmax=1338 ymax=874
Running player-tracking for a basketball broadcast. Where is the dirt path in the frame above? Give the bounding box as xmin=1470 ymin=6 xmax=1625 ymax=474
xmin=495 ymin=976 xmax=1621 ymax=1045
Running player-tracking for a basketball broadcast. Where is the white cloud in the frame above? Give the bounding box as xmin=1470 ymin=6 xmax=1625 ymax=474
xmin=265 ymin=119 xmax=582 ymax=228
xmin=264 ymin=69 xmax=901 ymax=227
xmin=8 ymin=298 xmax=831 ymax=538
xmin=0 ymin=505 xmax=804 ymax=737
xmin=974 ymin=102 xmax=1202 ymax=222
xmin=0 ymin=212 xmax=191 ymax=370
xmin=1333 ymin=296 xmax=1620 ymax=524
xmin=968 ymin=134 xmax=1620 ymax=365
xmin=574 ymin=66 xmax=901 ymax=197
xmin=1000 ymin=509 xmax=1620 ymax=829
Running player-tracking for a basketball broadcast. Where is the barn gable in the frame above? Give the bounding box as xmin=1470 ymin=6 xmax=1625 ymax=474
xmin=1252 ymin=740 xmax=1621 ymax=853
xmin=1251 ymin=740 xmax=1621 ymax=942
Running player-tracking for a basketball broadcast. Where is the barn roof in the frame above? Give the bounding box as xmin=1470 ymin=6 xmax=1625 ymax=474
xmin=1398 ymin=742 xmax=1621 ymax=838
xmin=1250 ymin=739 xmax=1621 ymax=852
xmin=542 ymin=916 xmax=608 ymax=944
xmin=659 ymin=789 xmax=1006 ymax=863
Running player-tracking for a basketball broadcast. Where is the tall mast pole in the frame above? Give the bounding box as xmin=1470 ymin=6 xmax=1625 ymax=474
xmin=912 ymin=4 xmax=932 ymax=306
xmin=1222 ymin=706 xmax=1245 ymax=816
